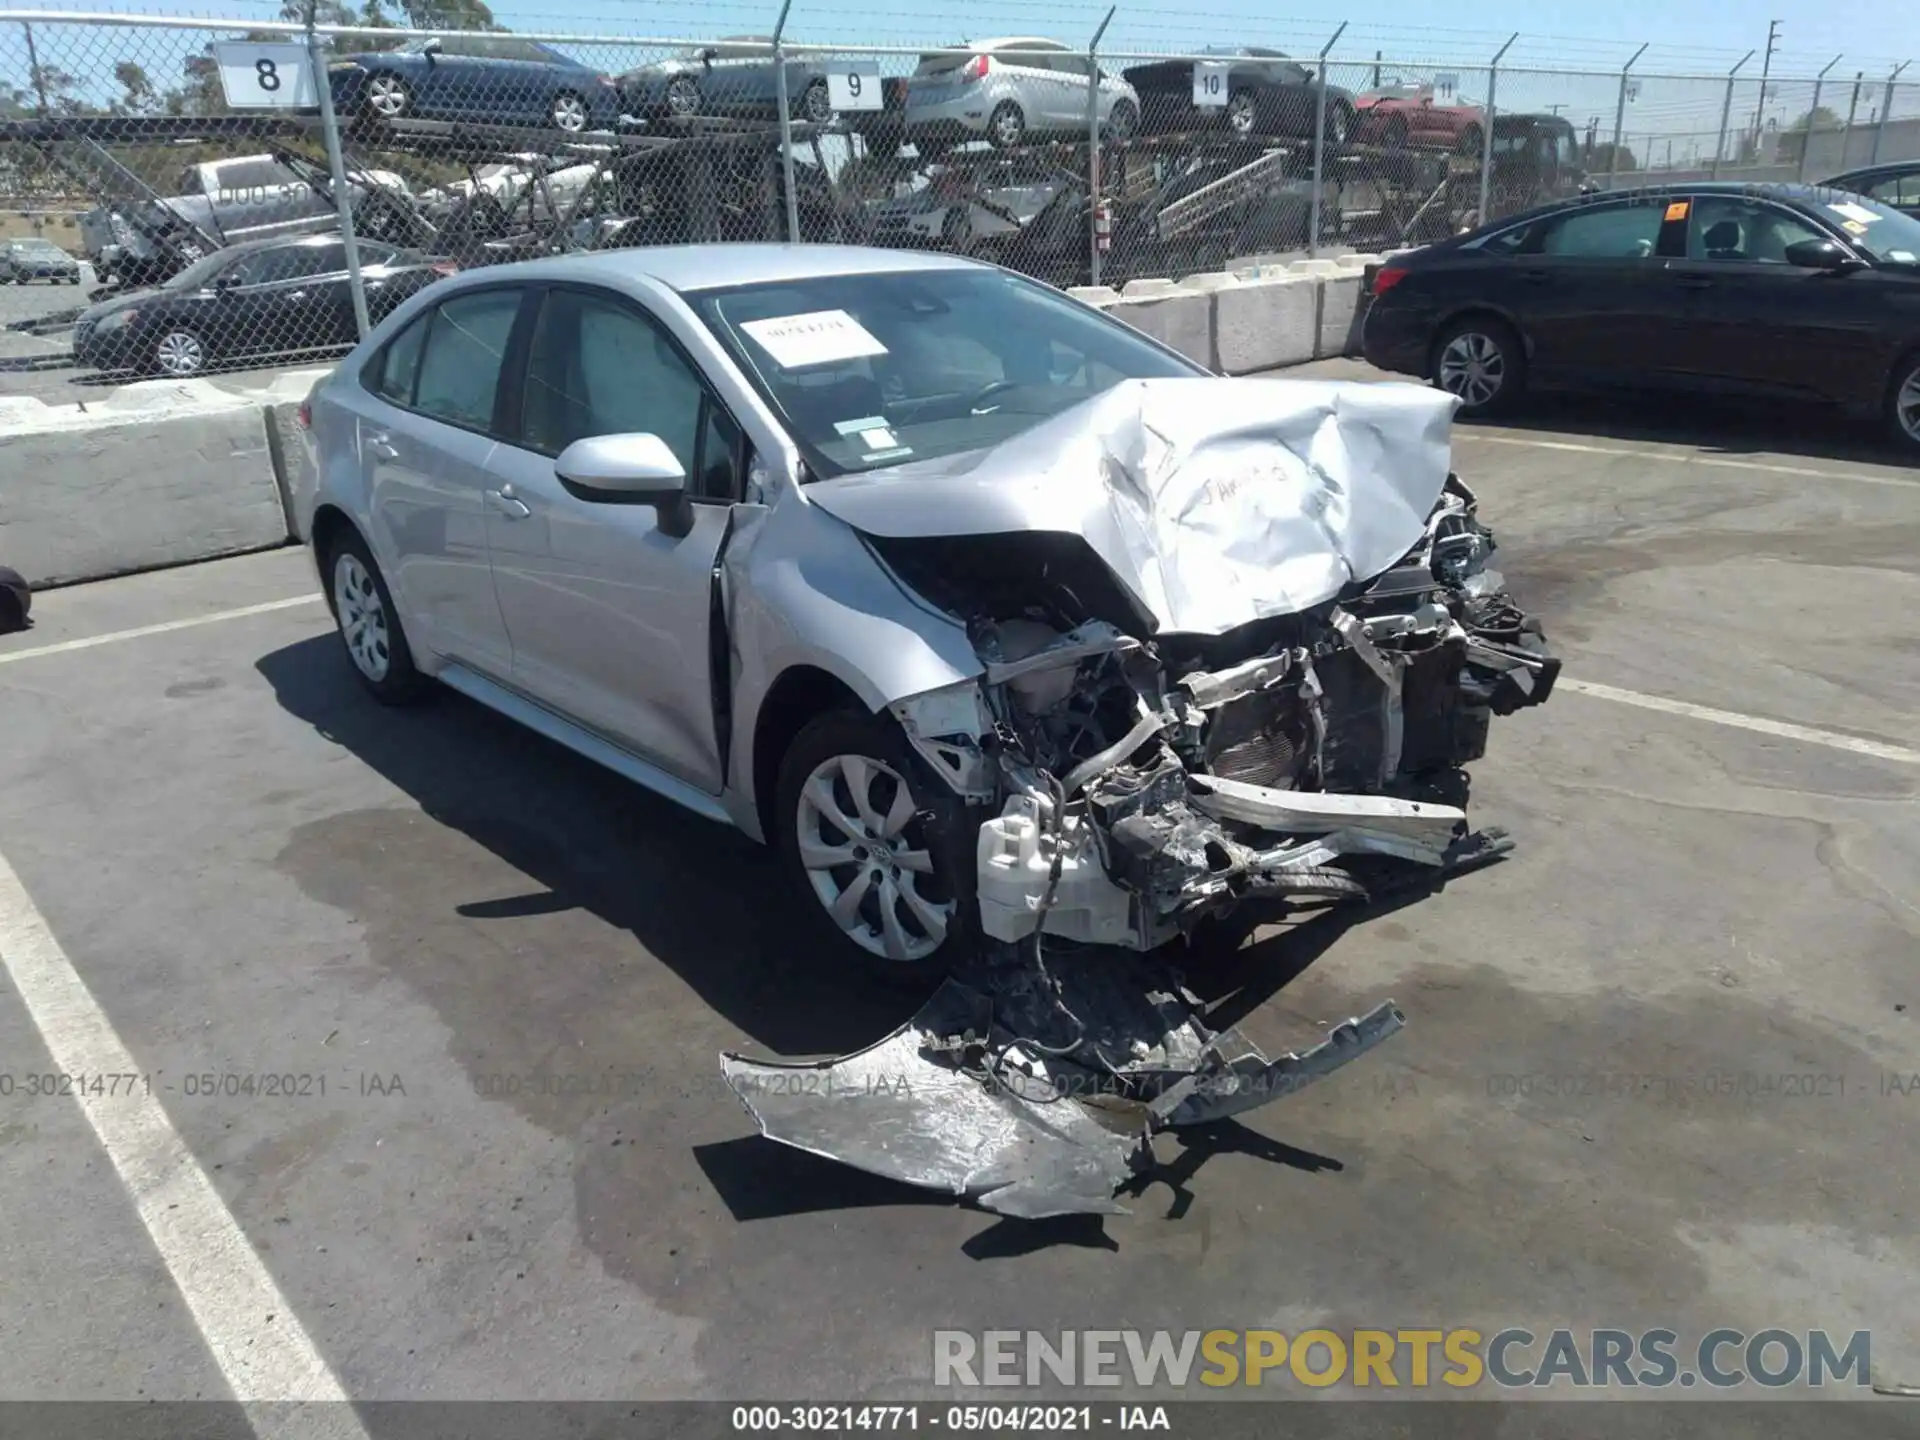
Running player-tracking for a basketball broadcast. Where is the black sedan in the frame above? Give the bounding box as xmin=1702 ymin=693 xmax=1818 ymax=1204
xmin=1361 ymin=182 xmax=1920 ymax=453
xmin=73 ymin=234 xmax=452 ymax=377
xmin=1822 ymin=162 xmax=1920 ymax=220
xmin=1122 ymin=46 xmax=1355 ymax=146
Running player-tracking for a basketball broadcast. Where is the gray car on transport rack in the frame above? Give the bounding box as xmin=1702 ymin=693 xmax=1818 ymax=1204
xmin=296 ymin=243 xmax=1558 ymax=986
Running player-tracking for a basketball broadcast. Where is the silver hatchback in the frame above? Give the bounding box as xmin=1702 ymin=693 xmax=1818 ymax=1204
xmin=904 ymin=37 xmax=1140 ymax=150
xmin=298 ymin=243 xmax=1555 ymax=984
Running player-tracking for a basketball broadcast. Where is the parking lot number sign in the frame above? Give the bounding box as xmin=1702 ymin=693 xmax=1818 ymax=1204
xmin=212 ymin=42 xmax=318 ymax=108
xmin=1193 ymin=60 xmax=1230 ymax=108
xmin=828 ymin=61 xmax=883 ymax=112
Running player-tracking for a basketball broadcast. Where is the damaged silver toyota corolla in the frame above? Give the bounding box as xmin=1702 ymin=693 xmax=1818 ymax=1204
xmin=300 ymin=246 xmax=1556 ymax=1218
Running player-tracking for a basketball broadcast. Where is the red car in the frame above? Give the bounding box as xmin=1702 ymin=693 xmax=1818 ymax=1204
xmin=1354 ymin=87 xmax=1486 ymax=153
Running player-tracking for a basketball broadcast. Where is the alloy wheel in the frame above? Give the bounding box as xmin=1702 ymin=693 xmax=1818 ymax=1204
xmin=1227 ymin=93 xmax=1255 ymax=137
xmin=154 ymin=331 xmax=204 ymax=376
xmin=333 ymin=552 xmax=391 ymax=683
xmin=1898 ymin=367 xmax=1920 ymax=445
xmin=1438 ymin=331 xmax=1505 ymax=408
xmin=367 ymin=74 xmax=408 ymax=118
xmin=991 ymin=105 xmax=1024 ymax=148
xmin=552 ymin=92 xmax=588 ymax=132
xmin=802 ymin=81 xmax=832 ymax=124
xmin=665 ymin=77 xmax=700 ymax=117
xmin=794 ymin=753 xmax=952 ymax=964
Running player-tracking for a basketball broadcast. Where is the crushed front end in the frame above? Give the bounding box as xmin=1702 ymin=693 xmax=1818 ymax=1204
xmin=723 ymin=380 xmax=1558 ymax=1217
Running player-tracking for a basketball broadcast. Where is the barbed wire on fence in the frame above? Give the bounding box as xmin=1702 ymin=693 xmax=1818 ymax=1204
xmin=3 ymin=6 xmax=1916 ymax=380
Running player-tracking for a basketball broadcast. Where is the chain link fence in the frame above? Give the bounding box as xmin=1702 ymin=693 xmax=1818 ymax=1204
xmin=5 ymin=9 xmax=1919 ymax=378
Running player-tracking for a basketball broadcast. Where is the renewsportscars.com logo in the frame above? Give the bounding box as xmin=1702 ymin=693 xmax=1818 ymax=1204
xmin=933 ymin=1328 xmax=1873 ymax=1391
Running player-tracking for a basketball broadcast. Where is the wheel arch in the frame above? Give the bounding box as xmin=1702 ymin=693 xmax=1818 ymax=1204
xmin=750 ymin=664 xmax=866 ymax=847
xmin=1429 ymin=303 xmax=1530 ymax=370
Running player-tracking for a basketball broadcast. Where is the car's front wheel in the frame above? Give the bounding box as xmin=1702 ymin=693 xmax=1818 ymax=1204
xmin=153 ymin=329 xmax=207 ymax=377
xmin=550 ymin=89 xmax=590 ymax=132
xmin=1433 ymin=315 xmax=1525 ymax=416
xmin=1890 ymin=352 xmax=1920 ymax=454
xmin=775 ymin=709 xmax=976 ymax=983
xmin=364 ymin=72 xmax=411 ymax=122
xmin=324 ymin=531 xmax=432 ymax=704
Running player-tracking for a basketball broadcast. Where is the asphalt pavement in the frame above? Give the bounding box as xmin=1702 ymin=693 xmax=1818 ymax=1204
xmin=0 ymin=370 xmax=1916 ymax=1423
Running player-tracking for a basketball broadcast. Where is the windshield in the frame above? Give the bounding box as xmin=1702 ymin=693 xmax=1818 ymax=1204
xmin=1817 ymin=192 xmax=1920 ymax=265
xmin=691 ymin=267 xmax=1200 ymax=480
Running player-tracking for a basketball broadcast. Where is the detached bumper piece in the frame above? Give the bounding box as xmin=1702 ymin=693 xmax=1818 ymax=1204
xmin=721 ymin=949 xmax=1406 ymax=1218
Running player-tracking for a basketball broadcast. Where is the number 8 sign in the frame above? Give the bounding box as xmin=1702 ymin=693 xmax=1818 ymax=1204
xmin=1192 ymin=60 xmax=1229 ymax=108
xmin=212 ymin=41 xmax=318 ymax=108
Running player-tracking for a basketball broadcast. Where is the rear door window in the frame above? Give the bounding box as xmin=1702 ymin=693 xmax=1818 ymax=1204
xmin=412 ymin=288 xmax=524 ymax=431
xmin=1533 ymin=200 xmax=1668 ymax=259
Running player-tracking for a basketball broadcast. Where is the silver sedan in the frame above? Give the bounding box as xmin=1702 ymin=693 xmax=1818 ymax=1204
xmin=298 ymin=243 xmax=1555 ymax=981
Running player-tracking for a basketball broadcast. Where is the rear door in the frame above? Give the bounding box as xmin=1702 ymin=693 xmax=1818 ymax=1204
xmin=1508 ymin=195 xmax=1686 ymax=384
xmin=1668 ymin=193 xmax=1890 ymax=403
xmin=358 ymin=285 xmax=528 ymax=676
xmin=482 ymin=283 xmax=743 ymax=788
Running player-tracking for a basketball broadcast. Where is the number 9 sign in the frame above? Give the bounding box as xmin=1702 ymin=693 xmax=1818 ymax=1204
xmin=828 ymin=60 xmax=883 ymax=112
xmin=212 ymin=41 xmax=318 ymax=108
xmin=1192 ymin=59 xmax=1229 ymax=108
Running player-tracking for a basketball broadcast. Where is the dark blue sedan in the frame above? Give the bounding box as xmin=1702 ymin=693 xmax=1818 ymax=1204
xmin=327 ymin=34 xmax=623 ymax=133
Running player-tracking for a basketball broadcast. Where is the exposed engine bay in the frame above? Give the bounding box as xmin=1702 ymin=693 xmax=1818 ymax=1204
xmin=722 ymin=380 xmax=1558 ymax=1217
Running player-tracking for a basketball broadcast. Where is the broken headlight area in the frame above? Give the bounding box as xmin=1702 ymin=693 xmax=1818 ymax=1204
xmin=724 ymin=474 xmax=1556 ymax=1217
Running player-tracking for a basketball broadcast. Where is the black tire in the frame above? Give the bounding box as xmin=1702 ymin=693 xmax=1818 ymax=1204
xmin=940 ymin=204 xmax=974 ymax=252
xmin=861 ymin=127 xmax=902 ymax=160
xmin=797 ymin=78 xmax=832 ymax=124
xmin=987 ymin=101 xmax=1026 ymax=149
xmin=1889 ymin=350 xmax=1920 ymax=455
xmin=664 ymin=75 xmax=701 ymax=118
xmin=362 ymin=71 xmax=411 ymax=123
xmin=550 ymin=88 xmax=590 ymax=132
xmin=152 ymin=328 xmax=208 ymax=378
xmin=1104 ymin=99 xmax=1139 ymax=143
xmin=1456 ymin=123 xmax=1483 ymax=157
xmin=322 ymin=529 xmax=432 ymax=705
xmin=1382 ymin=113 xmax=1408 ymax=148
xmin=773 ymin=707 xmax=978 ymax=985
xmin=1431 ymin=314 xmax=1526 ymax=417
xmin=1225 ymin=90 xmax=1257 ymax=138
xmin=1324 ymin=99 xmax=1354 ymax=149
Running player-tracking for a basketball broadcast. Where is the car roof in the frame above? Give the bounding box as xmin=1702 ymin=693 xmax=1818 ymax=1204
xmin=977 ymin=37 xmax=1070 ymax=50
xmin=1824 ymin=161 xmax=1919 ymax=184
xmin=442 ymin=242 xmax=987 ymax=295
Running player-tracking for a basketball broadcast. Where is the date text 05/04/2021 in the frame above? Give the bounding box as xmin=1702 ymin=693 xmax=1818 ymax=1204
xmin=731 ymin=1406 xmax=1170 ymax=1432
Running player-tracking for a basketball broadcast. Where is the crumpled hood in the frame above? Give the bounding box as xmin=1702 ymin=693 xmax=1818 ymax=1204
xmin=804 ymin=377 xmax=1459 ymax=635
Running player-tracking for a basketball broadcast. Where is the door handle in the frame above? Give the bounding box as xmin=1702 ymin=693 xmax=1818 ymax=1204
xmin=1519 ymin=268 xmax=1551 ymax=283
xmin=485 ymin=487 xmax=531 ymax=520
xmin=1677 ymin=277 xmax=1714 ymax=289
xmin=364 ymin=430 xmax=399 ymax=461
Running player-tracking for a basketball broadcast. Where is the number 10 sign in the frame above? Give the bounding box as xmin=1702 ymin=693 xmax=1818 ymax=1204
xmin=212 ymin=42 xmax=319 ymax=108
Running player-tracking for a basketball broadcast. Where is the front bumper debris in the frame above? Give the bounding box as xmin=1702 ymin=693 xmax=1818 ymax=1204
xmin=722 ymin=946 xmax=1409 ymax=1218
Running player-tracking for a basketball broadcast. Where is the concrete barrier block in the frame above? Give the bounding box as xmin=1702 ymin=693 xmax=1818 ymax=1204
xmin=0 ymin=395 xmax=286 ymax=588
xmin=1067 ymin=285 xmax=1120 ymax=307
xmin=1178 ymin=271 xmax=1240 ymax=293
xmin=1287 ymin=258 xmax=1339 ymax=277
xmin=1106 ymin=291 xmax=1215 ymax=370
xmin=1214 ymin=275 xmax=1318 ymax=375
xmin=1316 ymin=273 xmax=1366 ymax=359
xmin=1120 ymin=277 xmax=1177 ymax=297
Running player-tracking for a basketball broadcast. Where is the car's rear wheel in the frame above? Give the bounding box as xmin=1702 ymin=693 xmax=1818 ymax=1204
xmin=1432 ymin=315 xmax=1525 ymax=416
xmin=797 ymin=78 xmax=832 ymax=124
xmin=664 ymin=76 xmax=701 ymax=118
xmin=364 ymin=73 xmax=411 ymax=121
xmin=1889 ymin=352 xmax=1920 ymax=454
xmin=1323 ymin=98 xmax=1354 ymax=149
xmin=1104 ymin=99 xmax=1138 ymax=142
xmin=1456 ymin=123 xmax=1484 ymax=157
xmin=153 ymin=329 xmax=206 ymax=377
xmin=324 ymin=531 xmax=432 ymax=705
xmin=550 ymin=89 xmax=589 ymax=132
xmin=775 ymin=709 xmax=976 ymax=984
xmin=988 ymin=101 xmax=1026 ymax=149
xmin=1382 ymin=113 xmax=1408 ymax=148
xmin=1225 ymin=91 xmax=1257 ymax=138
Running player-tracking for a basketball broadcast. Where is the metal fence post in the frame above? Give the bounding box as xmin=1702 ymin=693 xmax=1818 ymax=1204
xmin=1609 ymin=42 xmax=1647 ymax=190
xmin=1305 ymin=20 xmax=1345 ymax=258
xmin=1086 ymin=6 xmax=1113 ymax=287
xmin=1871 ymin=61 xmax=1910 ymax=164
xmin=1476 ymin=35 xmax=1515 ymax=229
xmin=770 ymin=0 xmax=799 ymax=243
xmin=1709 ymin=50 xmax=1753 ymax=180
xmin=1798 ymin=54 xmax=1842 ymax=181
xmin=307 ymin=6 xmax=370 ymax=340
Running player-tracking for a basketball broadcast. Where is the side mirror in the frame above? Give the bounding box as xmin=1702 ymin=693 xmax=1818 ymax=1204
xmin=1783 ymin=237 xmax=1865 ymax=272
xmin=554 ymin=433 xmax=693 ymax=534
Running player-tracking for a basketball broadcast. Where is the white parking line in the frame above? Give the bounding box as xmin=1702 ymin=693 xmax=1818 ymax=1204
xmin=1456 ymin=432 xmax=1920 ymax=490
xmin=0 ymin=847 xmax=369 ymax=1435
xmin=1561 ymin=678 xmax=1920 ymax=766
xmin=0 ymin=594 xmax=324 ymax=667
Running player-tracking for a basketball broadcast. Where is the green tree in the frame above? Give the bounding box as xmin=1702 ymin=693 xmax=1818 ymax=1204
xmin=1778 ymin=105 xmax=1841 ymax=163
xmin=1589 ymin=141 xmax=1637 ymax=173
xmin=112 ymin=61 xmax=160 ymax=115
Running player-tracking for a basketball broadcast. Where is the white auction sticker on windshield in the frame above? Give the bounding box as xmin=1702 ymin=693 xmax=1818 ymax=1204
xmin=1826 ymin=201 xmax=1881 ymax=226
xmin=740 ymin=309 xmax=887 ymax=369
